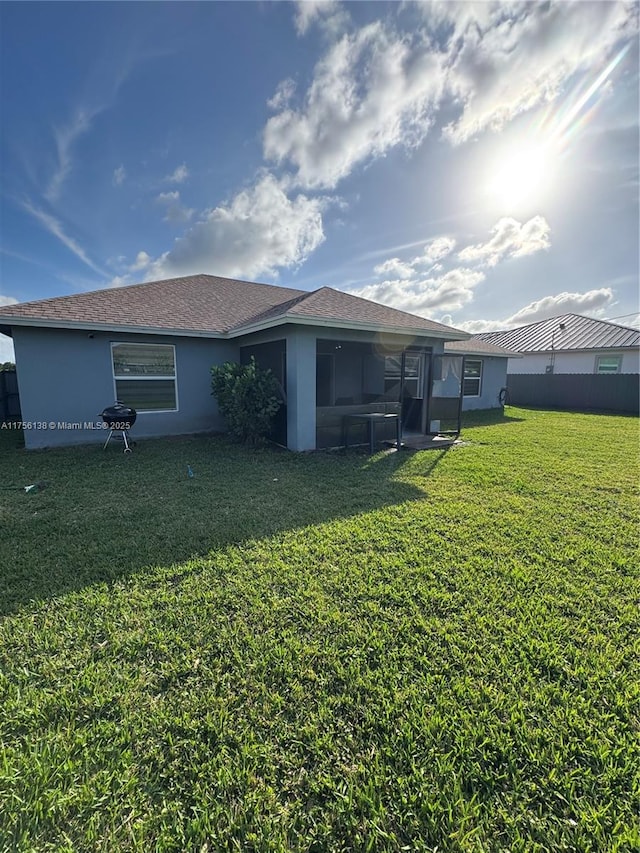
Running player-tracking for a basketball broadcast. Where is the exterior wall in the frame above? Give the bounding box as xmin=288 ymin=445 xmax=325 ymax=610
xmin=286 ymin=327 xmax=316 ymax=451
xmin=461 ymin=356 xmax=508 ymax=411
xmin=12 ymin=321 xmax=470 ymax=452
xmin=13 ymin=327 xmax=238 ymax=449
xmin=508 ymin=349 xmax=640 ymax=375
xmin=241 ymin=325 xmax=444 ymax=451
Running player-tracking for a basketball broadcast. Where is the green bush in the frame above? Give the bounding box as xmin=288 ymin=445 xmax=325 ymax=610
xmin=210 ymin=357 xmax=283 ymax=445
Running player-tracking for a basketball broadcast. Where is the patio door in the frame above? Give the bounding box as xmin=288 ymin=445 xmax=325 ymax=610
xmin=400 ymin=350 xmax=426 ymax=432
xmin=427 ymin=354 xmax=464 ymax=435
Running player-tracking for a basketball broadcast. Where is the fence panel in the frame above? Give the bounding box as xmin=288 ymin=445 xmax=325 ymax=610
xmin=0 ymin=369 xmax=21 ymax=422
xmin=507 ymin=373 xmax=639 ymax=414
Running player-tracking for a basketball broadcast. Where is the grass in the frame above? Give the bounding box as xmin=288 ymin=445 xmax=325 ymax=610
xmin=0 ymin=407 xmax=638 ymax=852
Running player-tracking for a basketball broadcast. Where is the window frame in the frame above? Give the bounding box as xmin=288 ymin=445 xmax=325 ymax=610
xmin=111 ymin=342 xmax=179 ymax=413
xmin=384 ymin=353 xmax=423 ymax=398
xmin=595 ymin=355 xmax=622 ymax=375
xmin=463 ymin=358 xmax=483 ymax=397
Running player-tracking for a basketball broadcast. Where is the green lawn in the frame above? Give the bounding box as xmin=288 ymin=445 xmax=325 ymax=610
xmin=1 ymin=408 xmax=638 ymax=852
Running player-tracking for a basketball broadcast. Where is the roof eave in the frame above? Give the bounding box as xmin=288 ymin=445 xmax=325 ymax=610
xmin=512 ymin=345 xmax=640 ymax=354
xmin=446 ymin=347 xmax=523 ymax=358
xmin=228 ymin=312 xmax=471 ymax=340
xmin=0 ymin=311 xmax=473 ymax=343
xmin=0 ymin=316 xmax=226 ymax=339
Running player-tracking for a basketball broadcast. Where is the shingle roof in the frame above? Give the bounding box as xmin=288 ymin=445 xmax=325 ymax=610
xmin=0 ymin=274 xmax=469 ymax=340
xmin=0 ymin=274 xmax=307 ymax=335
xmin=444 ymin=337 xmax=522 ymax=357
xmin=476 ymin=313 xmax=640 ymax=352
xmin=239 ymin=286 xmax=465 ymax=337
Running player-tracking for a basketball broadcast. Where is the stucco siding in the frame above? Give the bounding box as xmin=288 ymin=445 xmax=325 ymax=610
xmin=461 ymin=356 xmax=507 ymax=411
xmin=286 ymin=327 xmax=317 ymax=451
xmin=508 ymin=350 xmax=640 ymax=375
xmin=13 ymin=327 xmax=238 ymax=449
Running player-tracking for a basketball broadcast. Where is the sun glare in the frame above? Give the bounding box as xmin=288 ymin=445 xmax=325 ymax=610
xmin=483 ymin=44 xmax=632 ymax=216
xmin=485 ymin=141 xmax=555 ymax=212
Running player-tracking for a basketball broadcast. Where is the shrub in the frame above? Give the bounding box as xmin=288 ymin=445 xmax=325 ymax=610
xmin=211 ymin=358 xmax=283 ymax=445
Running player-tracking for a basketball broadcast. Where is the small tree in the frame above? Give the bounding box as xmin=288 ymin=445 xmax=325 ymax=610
xmin=210 ymin=357 xmax=283 ymax=445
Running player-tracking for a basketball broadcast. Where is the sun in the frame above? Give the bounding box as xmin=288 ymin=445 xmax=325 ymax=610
xmin=485 ymin=140 xmax=555 ymax=213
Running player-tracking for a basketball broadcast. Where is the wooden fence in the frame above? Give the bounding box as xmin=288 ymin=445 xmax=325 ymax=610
xmin=506 ymin=373 xmax=639 ymax=414
xmin=0 ymin=369 xmax=21 ymax=422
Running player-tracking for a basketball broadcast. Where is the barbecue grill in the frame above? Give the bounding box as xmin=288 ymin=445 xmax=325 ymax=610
xmin=101 ymin=402 xmax=137 ymax=453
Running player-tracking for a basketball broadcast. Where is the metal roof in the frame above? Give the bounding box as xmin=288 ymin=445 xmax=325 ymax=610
xmin=444 ymin=338 xmax=522 ymax=358
xmin=476 ymin=313 xmax=640 ymax=353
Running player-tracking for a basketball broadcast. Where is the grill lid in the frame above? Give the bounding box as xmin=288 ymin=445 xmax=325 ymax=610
xmin=101 ymin=401 xmax=137 ymax=428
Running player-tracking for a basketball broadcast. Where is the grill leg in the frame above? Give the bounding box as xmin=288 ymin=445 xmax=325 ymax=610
xmin=122 ymin=430 xmax=132 ymax=454
xmin=103 ymin=429 xmax=114 ymax=450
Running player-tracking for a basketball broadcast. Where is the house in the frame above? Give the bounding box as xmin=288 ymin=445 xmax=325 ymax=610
xmin=0 ymin=273 xmax=510 ymax=451
xmin=444 ymin=337 xmax=521 ymax=411
xmin=477 ymin=313 xmax=640 ymax=413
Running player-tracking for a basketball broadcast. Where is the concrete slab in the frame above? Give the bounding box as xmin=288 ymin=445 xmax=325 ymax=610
xmin=386 ymin=434 xmax=464 ymax=451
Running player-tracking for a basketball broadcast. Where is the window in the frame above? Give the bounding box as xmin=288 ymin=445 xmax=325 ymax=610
xmin=111 ymin=343 xmax=177 ymax=411
xmin=595 ymin=355 xmax=622 ymax=375
xmin=384 ymin=353 xmax=422 ymax=397
xmin=463 ymin=359 xmax=482 ymax=397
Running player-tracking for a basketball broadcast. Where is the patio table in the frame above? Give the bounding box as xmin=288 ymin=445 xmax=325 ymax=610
xmin=343 ymin=412 xmax=401 ymax=454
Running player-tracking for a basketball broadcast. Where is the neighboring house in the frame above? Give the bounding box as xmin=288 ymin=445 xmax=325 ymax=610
xmin=444 ymin=338 xmax=522 ymax=411
xmin=477 ymin=313 xmax=640 ymax=413
xmin=0 ymin=273 xmax=506 ymax=451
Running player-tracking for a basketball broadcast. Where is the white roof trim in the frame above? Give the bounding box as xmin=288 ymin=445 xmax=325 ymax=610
xmin=445 ymin=347 xmax=523 ymax=358
xmin=0 ymin=317 xmax=226 ymax=338
xmin=0 ymin=311 xmax=471 ymax=342
xmin=228 ymin=312 xmax=471 ymax=341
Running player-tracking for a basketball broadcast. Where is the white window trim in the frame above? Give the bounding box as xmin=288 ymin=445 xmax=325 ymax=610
xmin=384 ymin=353 xmax=423 ymax=398
xmin=463 ymin=358 xmax=483 ymax=398
xmin=594 ymin=354 xmax=622 ymax=375
xmin=111 ymin=342 xmax=179 ymax=413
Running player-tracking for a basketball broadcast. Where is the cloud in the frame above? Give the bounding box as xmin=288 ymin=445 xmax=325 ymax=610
xmin=293 ymin=0 xmax=349 ymax=37
xmin=351 ymin=267 xmax=486 ymax=316
xmin=113 ymin=165 xmax=126 ymax=186
xmin=438 ymin=1 xmax=637 ymax=144
xmin=20 ymin=199 xmax=107 ymax=277
xmin=266 ymin=3 xmax=636 ymax=194
xmin=131 ymin=251 xmax=151 ymax=272
xmin=458 ymin=216 xmax=551 ymax=266
xmin=45 ymin=107 xmax=104 ymax=202
xmin=267 ymin=78 xmax=296 ymax=111
xmin=143 ymin=173 xmax=325 ymax=281
xmin=372 ymin=232 xmax=457 ymax=282
xmin=264 ymin=22 xmax=446 ymax=189
xmin=363 ymin=216 xmax=551 ymax=320
xmin=506 ymin=288 xmax=615 ymax=325
xmin=105 ymin=275 xmax=132 ymax=289
xmin=155 ymin=191 xmax=194 ymax=224
xmin=0 ymin=297 xmax=18 ymax=362
xmin=459 ymin=288 xmax=615 ymax=333
xmin=417 ymin=236 xmax=457 ymax=265
xmin=165 ymin=163 xmax=189 ymax=184
xmin=373 ymin=258 xmax=414 ymax=279
xmin=0 ymin=334 xmax=15 ymax=363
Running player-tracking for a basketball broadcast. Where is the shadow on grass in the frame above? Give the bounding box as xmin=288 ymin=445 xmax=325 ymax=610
xmin=0 ymin=430 xmax=448 ymax=617
xmin=461 ymin=408 xmax=525 ymax=429
xmin=507 ymin=404 xmax=639 ymax=419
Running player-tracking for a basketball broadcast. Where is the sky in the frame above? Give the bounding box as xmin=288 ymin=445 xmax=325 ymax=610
xmin=1 ymin=1 xmax=639 ymax=362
